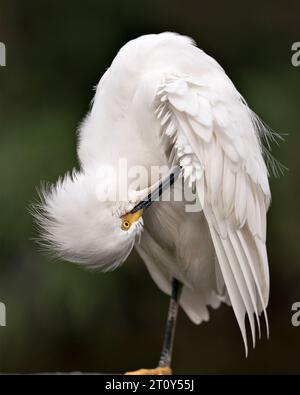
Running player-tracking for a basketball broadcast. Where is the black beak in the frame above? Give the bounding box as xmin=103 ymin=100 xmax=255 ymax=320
xmin=130 ymin=166 xmax=182 ymax=214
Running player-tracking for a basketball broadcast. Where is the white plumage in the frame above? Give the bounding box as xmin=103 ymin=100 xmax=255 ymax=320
xmin=36 ymin=32 xmax=273 ymax=355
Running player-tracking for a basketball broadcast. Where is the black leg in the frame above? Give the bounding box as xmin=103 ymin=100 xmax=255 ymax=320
xmin=158 ymin=278 xmax=182 ymax=368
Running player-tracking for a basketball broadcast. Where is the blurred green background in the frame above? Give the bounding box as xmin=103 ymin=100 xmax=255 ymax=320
xmin=0 ymin=0 xmax=299 ymax=374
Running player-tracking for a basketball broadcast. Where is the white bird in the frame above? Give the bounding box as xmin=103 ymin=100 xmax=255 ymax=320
xmin=35 ymin=32 xmax=276 ymax=375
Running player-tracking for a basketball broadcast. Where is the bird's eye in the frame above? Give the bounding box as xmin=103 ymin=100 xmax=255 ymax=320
xmin=121 ymin=219 xmax=131 ymax=231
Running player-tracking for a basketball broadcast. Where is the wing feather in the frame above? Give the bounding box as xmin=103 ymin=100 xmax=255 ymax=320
xmin=154 ymin=71 xmax=271 ymax=350
xmin=208 ymin=223 xmax=248 ymax=354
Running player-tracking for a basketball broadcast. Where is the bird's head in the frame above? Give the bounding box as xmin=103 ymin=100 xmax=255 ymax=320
xmin=34 ymin=171 xmax=145 ymax=271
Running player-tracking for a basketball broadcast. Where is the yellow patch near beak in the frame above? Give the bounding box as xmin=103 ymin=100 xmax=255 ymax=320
xmin=121 ymin=209 xmax=143 ymax=231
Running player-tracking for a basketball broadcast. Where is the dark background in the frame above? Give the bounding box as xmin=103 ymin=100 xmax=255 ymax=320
xmin=0 ymin=0 xmax=299 ymax=374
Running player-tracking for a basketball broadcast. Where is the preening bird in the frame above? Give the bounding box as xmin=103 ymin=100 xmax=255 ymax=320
xmin=35 ymin=32 xmax=278 ymax=374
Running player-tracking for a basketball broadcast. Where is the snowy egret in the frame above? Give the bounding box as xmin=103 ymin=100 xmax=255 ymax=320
xmin=35 ymin=32 xmax=277 ymax=374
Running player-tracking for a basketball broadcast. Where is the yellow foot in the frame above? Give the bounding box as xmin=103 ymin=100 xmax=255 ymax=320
xmin=124 ymin=367 xmax=172 ymax=375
